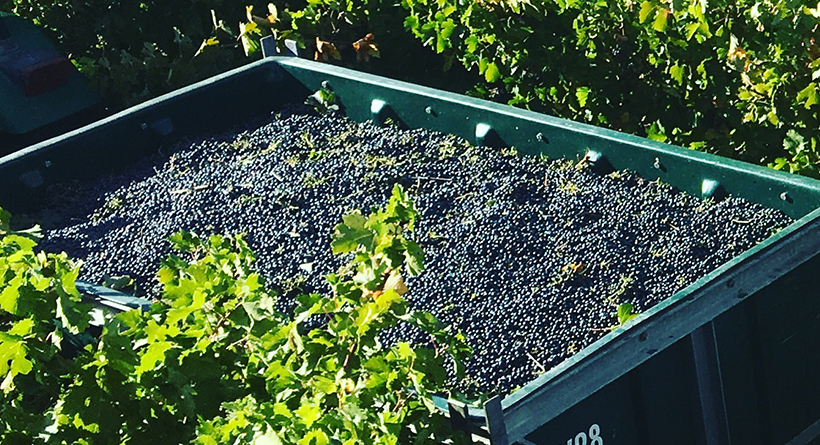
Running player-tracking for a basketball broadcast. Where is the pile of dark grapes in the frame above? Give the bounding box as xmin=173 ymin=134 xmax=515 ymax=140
xmin=31 ymin=106 xmax=793 ymax=396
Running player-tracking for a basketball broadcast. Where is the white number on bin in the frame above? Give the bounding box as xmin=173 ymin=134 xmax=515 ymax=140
xmin=565 ymin=424 xmax=603 ymax=445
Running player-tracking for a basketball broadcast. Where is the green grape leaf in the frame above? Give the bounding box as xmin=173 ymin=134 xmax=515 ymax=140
xmin=0 ymin=275 xmax=22 ymax=314
xmin=403 ymin=240 xmax=424 ymax=276
xmin=575 ymin=86 xmax=590 ymax=107
xmin=685 ymin=23 xmax=700 ymax=40
xmin=652 ymin=8 xmax=668 ymax=32
xmin=385 ymin=184 xmax=417 ymax=227
xmin=465 ymin=35 xmax=479 ymax=53
xmin=0 ymin=338 xmax=32 ymax=391
xmin=294 ymin=403 xmax=321 ymax=428
xmin=639 ymin=1 xmax=654 ymax=22
xmin=253 ymin=427 xmax=283 ymax=445
xmin=298 ymin=430 xmax=329 ymax=445
xmin=485 ymin=62 xmax=501 ymax=83
xmin=136 ymin=341 xmax=173 ymax=374
xmin=8 ymin=318 xmax=34 ymax=336
xmin=617 ymin=303 xmax=638 ymax=325
xmin=797 ymin=83 xmax=819 ymax=109
xmin=669 ymin=64 xmax=684 ymax=84
xmin=332 ymin=212 xmax=374 ymax=254
xmin=311 ymin=375 xmax=336 ymax=394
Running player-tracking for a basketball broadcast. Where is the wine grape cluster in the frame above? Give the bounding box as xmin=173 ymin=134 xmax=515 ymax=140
xmin=33 ymin=105 xmax=793 ymax=396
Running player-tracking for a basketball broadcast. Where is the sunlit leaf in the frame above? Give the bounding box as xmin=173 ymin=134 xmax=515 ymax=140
xmin=639 ymin=1 xmax=654 ymax=23
xmin=797 ymin=83 xmax=819 ymax=109
xmin=294 ymin=403 xmax=321 ymax=428
xmin=575 ymin=86 xmax=590 ymax=107
xmin=136 ymin=341 xmax=173 ymax=374
xmin=485 ymin=61 xmax=501 ymax=83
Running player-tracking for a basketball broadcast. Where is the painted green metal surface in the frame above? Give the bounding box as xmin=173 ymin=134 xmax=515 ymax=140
xmin=269 ymin=57 xmax=820 ymax=219
xmin=0 ymin=13 xmax=97 ymax=135
xmin=1 ymin=57 xmax=820 ymax=444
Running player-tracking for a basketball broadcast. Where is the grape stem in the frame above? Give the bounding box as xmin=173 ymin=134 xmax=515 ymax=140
xmin=525 ymin=351 xmax=546 ymax=374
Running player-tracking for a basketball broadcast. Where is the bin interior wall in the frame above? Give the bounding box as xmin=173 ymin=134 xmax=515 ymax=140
xmin=0 ymin=63 xmax=309 ymax=212
xmin=273 ymin=58 xmax=820 ymax=219
xmin=3 ymin=58 xmax=820 ymax=218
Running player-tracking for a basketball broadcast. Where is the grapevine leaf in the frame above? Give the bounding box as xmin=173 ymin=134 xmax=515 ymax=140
xmin=669 ymin=64 xmax=684 ymax=84
xmin=403 ymin=240 xmax=424 ymax=276
xmin=253 ymin=427 xmax=283 ymax=445
xmin=385 ymin=184 xmax=417 ymax=227
xmin=8 ymin=318 xmax=34 ymax=336
xmin=287 ymin=325 xmax=304 ymax=353
xmin=384 ymin=271 xmax=408 ymax=296
xmin=0 ymin=275 xmax=22 ymax=314
xmin=332 ymin=212 xmax=374 ymax=254
xmin=311 ymin=375 xmax=336 ymax=394
xmin=652 ymin=8 xmax=668 ymax=32
xmin=294 ymin=403 xmax=321 ymax=428
xmin=617 ymin=303 xmax=638 ymax=325
xmin=485 ymin=62 xmax=501 ymax=83
xmin=395 ymin=342 xmax=415 ymax=360
xmin=639 ymin=1 xmax=654 ymax=23
xmin=57 ymin=293 xmax=90 ymax=335
xmin=7 ymin=234 xmax=37 ymax=251
xmin=273 ymin=402 xmax=292 ymax=418
xmin=685 ymin=23 xmax=700 ymax=40
xmin=797 ymin=83 xmax=819 ymax=109
xmin=136 ymin=341 xmax=173 ymax=374
xmin=465 ymin=35 xmax=478 ymax=53
xmin=29 ymin=273 xmax=50 ymax=291
xmin=298 ymin=430 xmax=329 ymax=445
xmin=0 ymin=339 xmax=32 ymax=391
xmin=239 ymin=22 xmax=261 ymax=57
xmin=575 ymin=86 xmax=590 ymax=107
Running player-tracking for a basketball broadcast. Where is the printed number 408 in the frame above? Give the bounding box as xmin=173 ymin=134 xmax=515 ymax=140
xmin=566 ymin=424 xmax=603 ymax=445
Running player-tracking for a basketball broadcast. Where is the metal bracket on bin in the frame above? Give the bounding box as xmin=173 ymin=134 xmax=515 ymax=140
xmin=370 ymin=99 xmax=389 ymax=126
xmin=261 ymin=36 xmax=301 ymax=58
xmin=476 ymin=123 xmax=503 ymax=148
xmin=76 ymin=280 xmax=152 ymax=313
xmin=437 ymin=395 xmax=507 ymax=444
xmin=484 ymin=396 xmax=509 ymax=445
xmin=701 ymin=179 xmax=727 ymax=201
xmin=585 ymin=150 xmax=615 ymax=175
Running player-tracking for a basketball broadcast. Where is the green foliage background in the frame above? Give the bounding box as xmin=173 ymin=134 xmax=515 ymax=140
xmin=4 ymin=0 xmax=820 ymax=173
xmin=401 ymin=0 xmax=820 ymax=175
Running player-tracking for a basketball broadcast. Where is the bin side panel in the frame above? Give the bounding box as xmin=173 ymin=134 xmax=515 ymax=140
xmin=523 ymin=338 xmax=704 ymax=445
xmin=635 ymin=338 xmax=707 ymax=445
xmin=714 ymin=303 xmax=770 ymax=444
xmin=753 ymin=257 xmax=820 ymax=444
xmin=522 ymin=374 xmax=644 ymax=445
xmin=717 ymin=255 xmax=820 ymax=444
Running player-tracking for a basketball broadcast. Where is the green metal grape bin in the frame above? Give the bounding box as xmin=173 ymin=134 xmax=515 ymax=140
xmin=2 ymin=52 xmax=820 ymax=445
